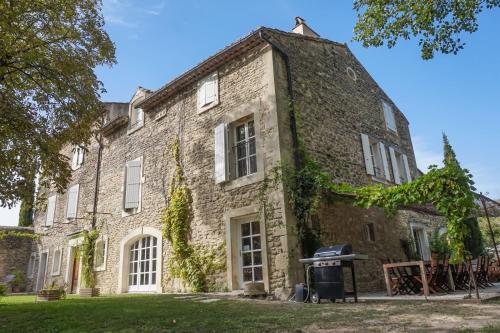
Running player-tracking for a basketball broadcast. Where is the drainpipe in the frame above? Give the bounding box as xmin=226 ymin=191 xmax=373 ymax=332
xmin=258 ymin=30 xmax=301 ymax=170
xmin=92 ymin=132 xmax=103 ymax=229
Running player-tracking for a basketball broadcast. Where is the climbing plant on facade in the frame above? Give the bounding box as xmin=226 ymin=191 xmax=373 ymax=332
xmin=80 ymin=229 xmax=99 ymax=289
xmin=162 ymin=139 xmax=225 ymax=292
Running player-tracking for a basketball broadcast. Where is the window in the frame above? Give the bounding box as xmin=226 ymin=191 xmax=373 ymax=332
xmin=234 ymin=120 xmax=257 ymax=178
xmin=365 ymin=223 xmax=375 ymax=242
xmin=240 ymin=221 xmax=263 ymax=284
xmin=382 ymin=101 xmax=397 ymax=133
xmin=361 ymin=134 xmax=390 ymax=181
xmin=124 ymin=158 xmax=142 ymax=212
xmin=389 ymin=147 xmax=412 ymax=184
xmin=412 ymin=226 xmax=430 ymax=261
xmin=45 ymin=195 xmax=56 ymax=227
xmin=27 ymin=253 xmax=37 ymax=278
xmin=128 ymin=236 xmax=158 ymax=292
xmin=129 ymin=107 xmax=143 ymax=129
xmin=197 ymin=72 xmax=219 ymax=113
xmin=71 ymin=146 xmax=84 ymax=170
xmin=94 ymin=236 xmax=108 ymax=271
xmin=52 ymin=248 xmax=62 ymax=276
xmin=66 ymin=184 xmax=79 ymax=220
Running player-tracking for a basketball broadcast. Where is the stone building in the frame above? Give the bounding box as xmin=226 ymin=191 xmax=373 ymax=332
xmin=0 ymin=226 xmax=37 ymax=292
xmin=32 ymin=19 xmax=445 ymax=298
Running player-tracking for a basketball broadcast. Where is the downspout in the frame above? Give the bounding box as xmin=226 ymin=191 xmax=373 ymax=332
xmin=92 ymin=132 xmax=103 ymax=229
xmin=258 ymin=30 xmax=301 ymax=170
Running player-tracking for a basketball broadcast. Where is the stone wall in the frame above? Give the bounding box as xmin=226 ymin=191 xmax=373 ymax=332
xmin=0 ymin=226 xmax=37 ymax=292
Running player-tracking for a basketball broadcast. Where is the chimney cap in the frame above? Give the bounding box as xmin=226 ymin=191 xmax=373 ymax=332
xmin=295 ymin=16 xmax=306 ymax=27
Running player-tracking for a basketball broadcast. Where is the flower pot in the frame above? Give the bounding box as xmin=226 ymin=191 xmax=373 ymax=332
xmin=12 ymin=286 xmax=22 ymax=293
xmin=37 ymin=290 xmax=61 ymax=302
xmin=79 ymin=287 xmax=100 ymax=297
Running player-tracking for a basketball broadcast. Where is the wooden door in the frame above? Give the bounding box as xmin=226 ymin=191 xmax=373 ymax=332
xmin=70 ymin=252 xmax=80 ymax=294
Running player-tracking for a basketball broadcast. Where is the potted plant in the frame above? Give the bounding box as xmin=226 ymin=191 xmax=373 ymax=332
xmin=37 ymin=281 xmax=66 ymax=302
xmin=79 ymin=229 xmax=100 ymax=297
xmin=429 ymin=230 xmax=449 ymax=263
xmin=10 ymin=270 xmax=24 ymax=293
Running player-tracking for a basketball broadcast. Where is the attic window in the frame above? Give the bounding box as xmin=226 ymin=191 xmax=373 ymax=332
xmin=197 ymin=72 xmax=219 ymax=113
xmin=346 ymin=67 xmax=357 ymax=81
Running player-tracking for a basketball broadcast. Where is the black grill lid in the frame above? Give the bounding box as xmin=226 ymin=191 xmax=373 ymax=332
xmin=314 ymin=244 xmax=352 ymax=257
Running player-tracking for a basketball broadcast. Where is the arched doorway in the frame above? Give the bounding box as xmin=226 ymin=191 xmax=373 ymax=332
xmin=128 ymin=235 xmax=158 ymax=292
xmin=118 ymin=227 xmax=163 ymax=293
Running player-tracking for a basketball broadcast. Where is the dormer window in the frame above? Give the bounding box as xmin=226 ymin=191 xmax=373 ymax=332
xmin=382 ymin=101 xmax=397 ymax=133
xmin=71 ymin=145 xmax=84 ymax=170
xmin=197 ymin=72 xmax=219 ymax=113
xmin=129 ymin=107 xmax=143 ymax=130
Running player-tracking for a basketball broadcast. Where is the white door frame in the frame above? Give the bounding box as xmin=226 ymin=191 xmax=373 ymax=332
xmin=127 ymin=235 xmax=158 ymax=292
xmin=237 ymin=218 xmax=264 ymax=288
xmin=410 ymin=223 xmax=431 ymax=261
xmin=65 ymin=236 xmax=84 ymax=294
xmin=36 ymin=249 xmax=49 ymax=291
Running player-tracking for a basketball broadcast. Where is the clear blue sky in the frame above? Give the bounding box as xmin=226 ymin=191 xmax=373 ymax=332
xmin=1 ymin=0 xmax=498 ymax=226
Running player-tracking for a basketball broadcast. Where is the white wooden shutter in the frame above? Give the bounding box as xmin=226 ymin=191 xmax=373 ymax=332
xmin=383 ymin=101 xmax=397 ymax=132
xmin=361 ymin=134 xmax=374 ymax=175
xmin=214 ymin=123 xmax=228 ymax=183
xmin=389 ymin=147 xmax=401 ymax=184
xmin=198 ymin=81 xmax=206 ymax=110
xmin=66 ymin=184 xmax=79 ymax=219
xmin=379 ymin=142 xmax=391 ymax=181
xmin=46 ymin=195 xmax=56 ymax=226
xmin=124 ymin=160 xmax=141 ymax=209
xmin=402 ymin=154 xmax=412 ymax=182
xmin=71 ymin=147 xmax=78 ymax=169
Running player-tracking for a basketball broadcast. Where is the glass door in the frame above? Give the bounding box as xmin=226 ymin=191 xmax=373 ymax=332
xmin=128 ymin=236 xmax=158 ymax=292
xmin=239 ymin=221 xmax=263 ymax=287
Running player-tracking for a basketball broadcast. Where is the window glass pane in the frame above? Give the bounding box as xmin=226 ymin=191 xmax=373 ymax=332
xmin=252 ymin=236 xmax=261 ymax=250
xmin=152 ymin=272 xmax=156 ymax=284
xmin=243 ymin=253 xmax=252 ymax=266
xmin=236 ymin=142 xmax=247 ymax=158
xmin=251 ymin=222 xmax=260 ymax=235
xmin=236 ymin=125 xmax=246 ymax=142
xmin=248 ymin=121 xmax=255 ymax=137
xmin=254 ymin=267 xmax=263 ymax=281
xmin=237 ymin=160 xmax=247 ymax=177
xmin=253 ymin=251 xmax=262 ymax=265
xmin=241 ymin=223 xmax=250 ymax=237
xmin=249 ymin=138 xmax=256 ymax=155
xmin=242 ymin=237 xmax=251 ymax=251
xmin=243 ymin=268 xmax=253 ymax=282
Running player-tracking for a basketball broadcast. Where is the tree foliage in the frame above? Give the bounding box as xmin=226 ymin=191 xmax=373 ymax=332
xmin=18 ymin=175 xmax=35 ymax=226
xmin=353 ymin=0 xmax=500 ymax=59
xmin=0 ymin=0 xmax=116 ymax=207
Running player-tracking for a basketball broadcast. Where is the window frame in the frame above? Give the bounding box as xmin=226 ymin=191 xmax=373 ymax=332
xmin=382 ymin=100 xmax=397 ymax=134
xmin=51 ymin=247 xmax=62 ymax=276
xmin=94 ymin=235 xmax=108 ymax=272
xmin=365 ymin=223 xmax=376 ymax=242
xmin=233 ymin=119 xmax=257 ymax=179
xmin=27 ymin=252 xmax=37 ymax=278
xmin=122 ymin=156 xmax=144 ymax=216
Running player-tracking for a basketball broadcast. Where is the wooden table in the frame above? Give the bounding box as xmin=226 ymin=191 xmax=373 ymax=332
xmin=382 ymin=260 xmax=429 ymax=298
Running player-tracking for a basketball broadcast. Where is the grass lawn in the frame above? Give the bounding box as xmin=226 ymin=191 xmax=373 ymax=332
xmin=2 ymin=294 xmax=500 ymax=332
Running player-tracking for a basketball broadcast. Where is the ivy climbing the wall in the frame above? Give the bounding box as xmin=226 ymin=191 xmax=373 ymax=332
xmin=80 ymin=228 xmax=99 ymax=288
xmin=0 ymin=231 xmax=39 ymax=241
xmin=162 ymin=139 xmax=225 ymax=292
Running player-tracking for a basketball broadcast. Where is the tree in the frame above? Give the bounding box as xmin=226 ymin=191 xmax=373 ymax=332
xmin=0 ymin=0 xmax=116 ymax=208
xmin=18 ymin=175 xmax=35 ymax=226
xmin=353 ymin=0 xmax=500 ymax=59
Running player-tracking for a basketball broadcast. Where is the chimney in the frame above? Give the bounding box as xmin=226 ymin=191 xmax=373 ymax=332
xmin=292 ymin=17 xmax=320 ymax=38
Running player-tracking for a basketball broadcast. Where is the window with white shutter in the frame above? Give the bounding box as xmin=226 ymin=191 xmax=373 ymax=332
xmin=382 ymin=101 xmax=397 ymax=133
xmin=198 ymin=72 xmax=219 ymax=113
xmin=66 ymin=184 xmax=79 ymax=220
xmin=379 ymin=142 xmax=391 ymax=181
xmin=214 ymin=123 xmax=228 ymax=183
xmin=45 ymin=195 xmax=56 ymax=227
xmin=361 ymin=133 xmax=374 ymax=175
xmin=389 ymin=147 xmax=401 ymax=184
xmin=401 ymin=153 xmax=412 ymax=182
xmin=71 ymin=146 xmax=84 ymax=170
xmin=130 ymin=107 xmax=144 ymax=129
xmin=124 ymin=159 xmax=142 ymax=210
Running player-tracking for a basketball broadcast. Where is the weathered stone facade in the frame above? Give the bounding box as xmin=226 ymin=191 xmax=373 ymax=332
xmin=33 ymin=22 xmax=445 ymax=298
xmin=0 ymin=226 xmax=37 ymax=292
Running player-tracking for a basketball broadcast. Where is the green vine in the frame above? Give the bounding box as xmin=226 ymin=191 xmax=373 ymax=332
xmin=80 ymin=229 xmax=99 ymax=288
xmin=0 ymin=231 xmax=39 ymax=241
xmin=162 ymin=139 xmax=225 ymax=292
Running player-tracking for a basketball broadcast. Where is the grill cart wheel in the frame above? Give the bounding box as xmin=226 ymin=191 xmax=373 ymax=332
xmin=311 ymin=293 xmax=320 ymax=304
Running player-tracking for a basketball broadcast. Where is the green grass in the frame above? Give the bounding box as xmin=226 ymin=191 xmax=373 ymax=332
xmin=2 ymin=294 xmax=500 ymax=332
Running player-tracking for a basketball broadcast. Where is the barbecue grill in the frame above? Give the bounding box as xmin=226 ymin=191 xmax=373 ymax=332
xmin=298 ymin=244 xmax=368 ymax=303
